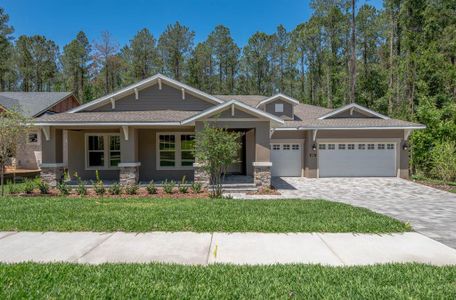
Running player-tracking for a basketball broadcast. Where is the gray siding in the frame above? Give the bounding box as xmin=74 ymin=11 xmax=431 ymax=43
xmin=92 ymin=83 xmax=213 ymax=112
xmin=265 ymin=100 xmax=293 ymax=120
xmin=328 ymin=109 xmax=378 ymax=118
xmin=217 ymin=107 xmax=257 ymax=118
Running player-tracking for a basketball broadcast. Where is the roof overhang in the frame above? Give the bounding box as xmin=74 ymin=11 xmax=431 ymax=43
xmin=318 ymin=103 xmax=390 ymax=120
xmin=33 ymin=122 xmax=183 ymax=127
xmin=33 ymin=93 xmax=80 ymax=117
xmin=256 ymin=93 xmax=300 ymax=108
xmin=273 ymin=125 xmax=426 ymax=131
xmin=181 ymin=100 xmax=285 ymax=126
xmin=68 ymin=74 xmax=224 ymax=113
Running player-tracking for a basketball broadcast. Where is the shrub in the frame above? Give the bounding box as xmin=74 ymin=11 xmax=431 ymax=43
xmin=191 ymin=181 xmax=203 ymax=194
xmin=146 ymin=181 xmax=157 ymax=194
xmin=57 ymin=181 xmax=70 ymax=196
xmin=178 ymin=176 xmax=189 ymax=194
xmin=73 ymin=172 xmax=87 ymax=196
xmin=125 ymin=184 xmax=139 ymax=195
xmin=7 ymin=181 xmax=20 ymax=194
xmin=37 ymin=180 xmax=50 ymax=194
xmin=430 ymin=140 xmax=456 ymax=182
xmin=93 ymin=170 xmax=105 ymax=196
xmin=109 ymin=183 xmax=122 ymax=195
xmin=163 ymin=180 xmax=175 ymax=194
xmin=23 ymin=178 xmax=36 ymax=194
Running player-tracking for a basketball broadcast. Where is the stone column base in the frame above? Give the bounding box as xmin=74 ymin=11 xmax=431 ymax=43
xmin=119 ymin=162 xmax=140 ymax=185
xmin=40 ymin=163 xmax=65 ymax=187
xmin=193 ymin=163 xmax=210 ymax=187
xmin=253 ymin=162 xmax=272 ymax=189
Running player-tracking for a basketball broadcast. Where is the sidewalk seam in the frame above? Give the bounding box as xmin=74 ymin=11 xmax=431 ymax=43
xmin=316 ymin=233 xmax=346 ymax=266
xmin=75 ymin=232 xmax=115 ymax=263
xmin=0 ymin=232 xmax=18 ymax=240
xmin=206 ymin=233 xmax=214 ymax=265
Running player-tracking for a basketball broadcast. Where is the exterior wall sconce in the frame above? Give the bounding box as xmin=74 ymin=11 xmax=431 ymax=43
xmin=312 ymin=144 xmax=317 ymax=151
xmin=403 ymin=143 xmax=408 ymax=151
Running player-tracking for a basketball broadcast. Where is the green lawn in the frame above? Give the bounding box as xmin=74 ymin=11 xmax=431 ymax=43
xmin=0 ymin=197 xmax=409 ymax=233
xmin=1 ymin=263 xmax=455 ymax=298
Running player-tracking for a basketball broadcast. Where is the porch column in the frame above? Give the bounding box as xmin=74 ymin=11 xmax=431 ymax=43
xmin=119 ymin=126 xmax=140 ymax=185
xmin=253 ymin=124 xmax=272 ymax=189
xmin=40 ymin=127 xmax=64 ymax=187
xmin=193 ymin=122 xmax=210 ymax=187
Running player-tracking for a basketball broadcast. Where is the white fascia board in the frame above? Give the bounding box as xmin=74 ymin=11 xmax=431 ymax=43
xmin=318 ymin=103 xmax=390 ymax=120
xmin=68 ymin=73 xmax=224 ymax=113
xmin=33 ymin=122 xmax=182 ymax=127
xmin=298 ymin=125 xmax=426 ymax=130
xmin=256 ymin=93 xmax=300 ymax=108
xmin=181 ymin=100 xmax=284 ymax=125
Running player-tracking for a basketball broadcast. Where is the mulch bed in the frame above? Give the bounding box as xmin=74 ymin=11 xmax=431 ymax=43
xmin=412 ymin=180 xmax=456 ymax=193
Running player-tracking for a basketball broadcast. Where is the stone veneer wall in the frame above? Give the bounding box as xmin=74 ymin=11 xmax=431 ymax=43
xmin=40 ymin=166 xmax=64 ymax=187
xmin=119 ymin=166 xmax=139 ymax=185
xmin=253 ymin=164 xmax=271 ymax=189
xmin=193 ymin=163 xmax=210 ymax=187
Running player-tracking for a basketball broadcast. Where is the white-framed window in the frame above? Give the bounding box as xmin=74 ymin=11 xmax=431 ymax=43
xmin=378 ymin=144 xmax=385 ymax=150
xmin=26 ymin=131 xmax=40 ymax=145
xmin=338 ymin=144 xmax=346 ymax=150
xmin=319 ymin=144 xmax=326 ymax=150
xmin=292 ymin=144 xmax=299 ymax=150
xmin=85 ymin=133 xmax=121 ymax=170
xmin=328 ymin=144 xmax=335 ymax=150
xmin=348 ymin=144 xmax=355 ymax=150
xmin=387 ymin=144 xmax=395 ymax=150
xmin=358 ymin=144 xmax=366 ymax=150
xmin=156 ymin=132 xmax=195 ymax=170
xmin=275 ymin=103 xmax=284 ymax=113
xmin=368 ymin=144 xmax=375 ymax=150
xmin=272 ymin=144 xmax=280 ymax=150
xmin=283 ymin=144 xmax=290 ymax=150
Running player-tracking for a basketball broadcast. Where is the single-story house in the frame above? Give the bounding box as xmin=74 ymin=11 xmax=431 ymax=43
xmin=0 ymin=92 xmax=80 ymax=170
xmin=33 ymin=74 xmax=425 ymax=188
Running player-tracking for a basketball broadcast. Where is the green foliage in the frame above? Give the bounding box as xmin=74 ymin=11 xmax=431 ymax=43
xmin=163 ymin=180 xmax=175 ymax=194
xmin=37 ymin=179 xmax=50 ymax=195
xmin=178 ymin=176 xmax=188 ymax=194
xmin=195 ymin=123 xmax=241 ymax=198
xmin=73 ymin=173 xmax=87 ymax=196
xmin=23 ymin=178 xmax=35 ymax=194
xmin=108 ymin=183 xmax=122 ymax=195
xmin=146 ymin=181 xmax=157 ymax=194
xmin=57 ymin=182 xmax=70 ymax=196
xmin=191 ymin=181 xmax=203 ymax=194
xmin=430 ymin=140 xmax=456 ymax=182
xmin=124 ymin=184 xmax=139 ymax=195
xmin=93 ymin=170 xmax=105 ymax=196
xmin=6 ymin=181 xmax=20 ymax=195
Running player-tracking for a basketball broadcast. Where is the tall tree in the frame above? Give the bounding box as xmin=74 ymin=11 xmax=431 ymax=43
xmin=158 ymin=22 xmax=194 ymax=81
xmin=0 ymin=8 xmax=14 ymax=91
xmin=349 ymin=0 xmax=357 ymax=103
xmin=93 ymin=31 xmax=119 ymax=94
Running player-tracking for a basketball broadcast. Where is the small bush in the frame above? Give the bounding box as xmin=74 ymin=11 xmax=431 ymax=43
xmin=191 ymin=181 xmax=203 ymax=194
xmin=430 ymin=140 xmax=456 ymax=182
xmin=37 ymin=180 xmax=50 ymax=194
xmin=146 ymin=181 xmax=157 ymax=194
xmin=7 ymin=181 xmax=20 ymax=194
xmin=178 ymin=176 xmax=189 ymax=193
xmin=109 ymin=183 xmax=122 ymax=195
xmin=163 ymin=180 xmax=175 ymax=194
xmin=57 ymin=181 xmax=70 ymax=196
xmin=73 ymin=172 xmax=87 ymax=196
xmin=125 ymin=184 xmax=139 ymax=195
xmin=93 ymin=170 xmax=105 ymax=196
xmin=23 ymin=178 xmax=36 ymax=194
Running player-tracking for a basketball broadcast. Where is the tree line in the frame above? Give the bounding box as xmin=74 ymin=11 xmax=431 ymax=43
xmin=0 ymin=0 xmax=455 ymax=179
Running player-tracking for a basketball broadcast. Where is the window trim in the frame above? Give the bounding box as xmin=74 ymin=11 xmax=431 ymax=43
xmin=156 ymin=132 xmax=195 ymax=171
xmin=26 ymin=130 xmax=41 ymax=145
xmin=85 ymin=133 xmax=121 ymax=170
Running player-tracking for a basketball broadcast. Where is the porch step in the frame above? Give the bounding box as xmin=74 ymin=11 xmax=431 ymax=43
xmin=222 ymin=187 xmax=258 ymax=193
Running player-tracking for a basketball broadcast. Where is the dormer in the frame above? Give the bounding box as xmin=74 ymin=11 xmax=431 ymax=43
xmin=256 ymin=94 xmax=300 ymax=120
xmin=318 ymin=103 xmax=390 ymax=120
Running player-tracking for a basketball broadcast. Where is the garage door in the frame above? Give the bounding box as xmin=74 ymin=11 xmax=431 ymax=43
xmin=319 ymin=142 xmax=396 ymax=177
xmin=271 ymin=143 xmax=302 ymax=176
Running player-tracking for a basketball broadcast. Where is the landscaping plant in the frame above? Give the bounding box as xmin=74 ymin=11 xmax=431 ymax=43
xmin=146 ymin=181 xmax=157 ymax=194
xmin=93 ymin=170 xmax=106 ymax=196
xmin=191 ymin=181 xmax=202 ymax=194
xmin=73 ymin=173 xmax=87 ymax=196
xmin=23 ymin=178 xmax=36 ymax=194
xmin=108 ymin=183 xmax=122 ymax=195
xmin=6 ymin=181 xmax=20 ymax=195
xmin=124 ymin=184 xmax=138 ymax=195
xmin=37 ymin=179 xmax=50 ymax=195
xmin=57 ymin=181 xmax=70 ymax=196
xmin=163 ymin=180 xmax=175 ymax=194
xmin=178 ymin=176 xmax=188 ymax=193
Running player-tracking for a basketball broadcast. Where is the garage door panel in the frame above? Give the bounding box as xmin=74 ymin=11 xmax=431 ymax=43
xmin=319 ymin=143 xmax=396 ymax=177
xmin=271 ymin=143 xmax=302 ymax=177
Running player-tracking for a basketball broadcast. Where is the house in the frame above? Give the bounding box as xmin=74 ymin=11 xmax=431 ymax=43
xmin=0 ymin=92 xmax=80 ymax=170
xmin=33 ymin=74 xmax=425 ymax=188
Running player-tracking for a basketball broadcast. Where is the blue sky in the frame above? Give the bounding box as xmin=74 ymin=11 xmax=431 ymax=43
xmin=2 ymin=0 xmax=382 ymax=48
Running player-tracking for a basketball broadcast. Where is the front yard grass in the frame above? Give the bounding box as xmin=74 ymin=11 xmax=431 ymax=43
xmin=1 ymin=263 xmax=455 ymax=298
xmin=0 ymin=197 xmax=410 ymax=233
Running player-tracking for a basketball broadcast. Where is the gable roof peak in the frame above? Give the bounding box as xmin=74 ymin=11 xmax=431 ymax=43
xmin=318 ymin=103 xmax=390 ymax=120
xmin=256 ymin=93 xmax=300 ymax=108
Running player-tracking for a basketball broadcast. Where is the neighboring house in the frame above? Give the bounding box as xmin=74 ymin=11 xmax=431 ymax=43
xmin=0 ymin=92 xmax=80 ymax=170
xmin=33 ymin=74 xmax=425 ymax=188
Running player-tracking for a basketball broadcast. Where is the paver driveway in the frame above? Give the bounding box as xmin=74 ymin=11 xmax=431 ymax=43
xmin=272 ymin=177 xmax=456 ymax=249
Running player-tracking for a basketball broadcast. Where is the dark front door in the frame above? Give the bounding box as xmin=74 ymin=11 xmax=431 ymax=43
xmin=226 ymin=130 xmax=247 ymax=175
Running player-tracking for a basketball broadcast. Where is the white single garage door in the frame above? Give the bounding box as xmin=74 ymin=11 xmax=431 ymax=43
xmin=319 ymin=142 xmax=396 ymax=177
xmin=271 ymin=143 xmax=302 ymax=176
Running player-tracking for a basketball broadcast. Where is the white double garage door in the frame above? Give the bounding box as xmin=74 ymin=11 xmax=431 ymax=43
xmin=271 ymin=141 xmax=397 ymax=177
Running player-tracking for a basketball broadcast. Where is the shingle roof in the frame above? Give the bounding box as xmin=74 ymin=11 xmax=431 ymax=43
xmin=34 ymin=110 xmax=199 ymax=123
xmin=0 ymin=92 xmax=73 ymax=117
xmin=283 ymin=117 xmax=423 ymax=129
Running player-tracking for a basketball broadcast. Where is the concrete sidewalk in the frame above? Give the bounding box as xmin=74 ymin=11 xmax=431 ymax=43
xmin=1 ymin=231 xmax=456 ymax=266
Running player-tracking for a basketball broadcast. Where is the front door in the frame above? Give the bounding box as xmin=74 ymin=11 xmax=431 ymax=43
xmin=226 ymin=130 xmax=247 ymax=175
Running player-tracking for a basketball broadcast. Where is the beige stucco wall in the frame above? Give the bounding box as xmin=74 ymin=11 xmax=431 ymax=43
xmin=15 ymin=130 xmax=42 ymax=169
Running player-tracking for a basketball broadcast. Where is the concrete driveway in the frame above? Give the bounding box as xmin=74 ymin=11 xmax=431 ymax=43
xmin=273 ymin=177 xmax=456 ymax=249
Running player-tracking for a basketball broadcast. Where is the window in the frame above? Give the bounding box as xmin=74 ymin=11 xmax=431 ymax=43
xmin=87 ymin=135 xmax=105 ymax=168
xmin=275 ymin=103 xmax=284 ymax=113
xmin=387 ymin=144 xmax=395 ymax=150
xmin=378 ymin=144 xmax=385 ymax=150
xmin=157 ymin=133 xmax=195 ymax=169
xmin=338 ymin=144 xmax=346 ymax=150
xmin=283 ymin=144 xmax=290 ymax=150
xmin=292 ymin=144 xmax=299 ymax=150
xmin=358 ymin=144 xmax=366 ymax=150
xmin=368 ymin=144 xmax=375 ymax=150
xmin=181 ymin=135 xmax=195 ymax=167
xmin=27 ymin=131 xmax=39 ymax=144
xmin=272 ymin=144 xmax=280 ymax=150
xmin=328 ymin=144 xmax=335 ymax=150
xmin=109 ymin=136 xmax=121 ymax=167
xmin=347 ymin=144 xmax=355 ymax=150
xmin=319 ymin=144 xmax=326 ymax=150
